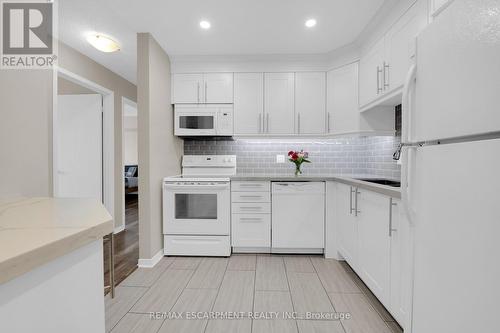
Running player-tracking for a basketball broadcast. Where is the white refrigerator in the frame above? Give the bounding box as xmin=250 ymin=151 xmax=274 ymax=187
xmin=400 ymin=0 xmax=500 ymax=332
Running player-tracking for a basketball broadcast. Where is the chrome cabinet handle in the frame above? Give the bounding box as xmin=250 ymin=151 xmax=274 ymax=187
xmin=266 ymin=114 xmax=269 ymax=133
xmin=350 ymin=186 xmax=355 ymax=215
xmin=197 ymin=82 xmax=200 ymax=103
xmin=377 ymin=66 xmax=383 ymax=94
xmin=327 ymin=112 xmax=331 ymax=133
xmin=297 ymin=113 xmax=301 ymax=134
xmin=258 ymin=114 xmax=262 ymax=133
xmin=355 ymin=189 xmax=361 ymax=216
xmin=383 ymin=62 xmax=390 ymax=90
xmin=204 ymin=81 xmax=208 ymax=103
xmin=389 ymin=198 xmax=398 ymax=237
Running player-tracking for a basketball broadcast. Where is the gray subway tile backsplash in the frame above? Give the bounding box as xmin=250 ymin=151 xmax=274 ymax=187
xmin=184 ymin=136 xmax=401 ymax=180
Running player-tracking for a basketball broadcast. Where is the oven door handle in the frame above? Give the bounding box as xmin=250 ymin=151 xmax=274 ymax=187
xmin=164 ymin=184 xmax=229 ymax=191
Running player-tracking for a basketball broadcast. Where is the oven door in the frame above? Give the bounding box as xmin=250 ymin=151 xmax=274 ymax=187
xmin=174 ymin=109 xmax=217 ymax=136
xmin=163 ymin=182 xmax=230 ymax=235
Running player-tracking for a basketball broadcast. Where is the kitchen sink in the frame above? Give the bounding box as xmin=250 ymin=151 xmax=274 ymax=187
xmin=355 ymin=178 xmax=401 ymax=187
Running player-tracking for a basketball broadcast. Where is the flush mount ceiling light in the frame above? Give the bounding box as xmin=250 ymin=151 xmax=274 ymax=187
xmin=199 ymin=20 xmax=211 ymax=29
xmin=305 ymin=18 xmax=317 ymax=28
xmin=86 ymin=34 xmax=120 ymax=53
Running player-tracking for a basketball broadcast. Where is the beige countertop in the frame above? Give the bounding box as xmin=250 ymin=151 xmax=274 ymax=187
xmin=0 ymin=197 xmax=113 ymax=285
xmin=230 ymin=174 xmax=401 ymax=198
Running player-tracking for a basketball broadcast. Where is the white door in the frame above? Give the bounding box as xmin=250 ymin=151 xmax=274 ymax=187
xmin=234 ymin=73 xmax=264 ymax=135
xmin=295 ymin=72 xmax=326 ymax=134
xmin=264 ymin=73 xmax=295 ymax=135
xmin=327 ymin=63 xmax=359 ymax=134
xmin=414 ymin=0 xmax=500 ymax=141
xmin=359 ymin=38 xmax=385 ymax=107
xmin=357 ymin=190 xmax=391 ymax=305
xmin=172 ymin=74 xmax=203 ymax=104
xmin=410 ymin=139 xmax=500 ymax=333
xmin=57 ymin=94 xmax=102 ymax=200
xmin=385 ymin=0 xmax=428 ymax=93
xmin=204 ymin=73 xmax=233 ymax=103
xmin=335 ymin=183 xmax=358 ymax=268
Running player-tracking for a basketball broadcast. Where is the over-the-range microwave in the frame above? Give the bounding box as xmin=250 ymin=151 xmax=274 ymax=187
xmin=174 ymin=104 xmax=233 ymax=136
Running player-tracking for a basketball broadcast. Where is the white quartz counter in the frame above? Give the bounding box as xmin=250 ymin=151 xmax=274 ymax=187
xmin=0 ymin=197 xmax=113 ymax=285
xmin=230 ymin=174 xmax=401 ymax=198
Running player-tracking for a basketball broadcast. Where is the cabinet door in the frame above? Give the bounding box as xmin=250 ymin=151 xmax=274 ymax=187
xmin=357 ymin=190 xmax=391 ymax=305
xmin=172 ymin=73 xmax=203 ymax=104
xmin=389 ymin=198 xmax=413 ymax=330
xmin=295 ymin=72 xmax=326 ymax=134
xmin=336 ymin=183 xmax=358 ymax=268
xmin=327 ymin=63 xmax=359 ymax=134
xmin=359 ymin=38 xmax=385 ymax=107
xmin=232 ymin=214 xmax=271 ymax=248
xmin=264 ymin=73 xmax=295 ymax=134
xmin=234 ymin=73 xmax=264 ymax=135
xmin=204 ymin=73 xmax=233 ymax=103
xmin=385 ymin=0 xmax=428 ymax=93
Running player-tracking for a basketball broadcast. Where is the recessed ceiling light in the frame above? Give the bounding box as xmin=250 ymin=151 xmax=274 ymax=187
xmin=305 ymin=19 xmax=317 ymax=28
xmin=199 ymin=20 xmax=211 ymax=29
xmin=86 ymin=33 xmax=120 ymax=53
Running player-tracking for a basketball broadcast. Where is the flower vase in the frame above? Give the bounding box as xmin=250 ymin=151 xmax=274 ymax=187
xmin=294 ymin=163 xmax=302 ymax=176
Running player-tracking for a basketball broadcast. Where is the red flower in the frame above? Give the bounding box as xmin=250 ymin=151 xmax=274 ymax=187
xmin=288 ymin=151 xmax=294 ymax=157
xmin=291 ymin=152 xmax=298 ymax=160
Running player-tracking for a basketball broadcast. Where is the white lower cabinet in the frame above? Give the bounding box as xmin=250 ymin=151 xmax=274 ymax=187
xmin=357 ymin=189 xmax=391 ymax=306
xmin=231 ymin=181 xmax=271 ymax=252
xmin=336 ymin=183 xmax=358 ymax=269
xmin=332 ymin=182 xmax=412 ymax=330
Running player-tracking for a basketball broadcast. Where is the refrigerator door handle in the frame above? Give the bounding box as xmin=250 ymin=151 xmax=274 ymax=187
xmin=402 ymin=64 xmax=417 ymax=144
xmin=401 ymin=145 xmax=418 ymax=226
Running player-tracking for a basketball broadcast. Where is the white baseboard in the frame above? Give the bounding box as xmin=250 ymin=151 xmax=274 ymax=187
xmin=113 ymin=224 xmax=125 ymax=234
xmin=138 ymin=249 xmax=164 ymax=268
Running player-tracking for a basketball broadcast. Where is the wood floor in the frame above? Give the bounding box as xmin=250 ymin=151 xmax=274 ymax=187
xmin=105 ymin=255 xmax=403 ymax=333
xmin=104 ymin=194 xmax=139 ymax=294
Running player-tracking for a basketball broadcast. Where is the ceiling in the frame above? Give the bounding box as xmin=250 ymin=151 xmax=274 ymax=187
xmin=59 ymin=0 xmax=386 ymax=83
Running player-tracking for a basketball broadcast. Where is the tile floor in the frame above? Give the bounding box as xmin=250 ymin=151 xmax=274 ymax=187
xmin=105 ymin=255 xmax=403 ymax=333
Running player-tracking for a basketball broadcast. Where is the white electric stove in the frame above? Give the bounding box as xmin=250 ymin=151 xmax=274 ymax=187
xmin=162 ymin=155 xmax=236 ymax=256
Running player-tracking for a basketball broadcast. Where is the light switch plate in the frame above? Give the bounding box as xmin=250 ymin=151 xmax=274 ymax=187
xmin=276 ymin=155 xmax=285 ymax=163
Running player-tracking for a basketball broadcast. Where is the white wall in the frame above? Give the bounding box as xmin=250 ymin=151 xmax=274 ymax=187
xmin=137 ymin=33 xmax=183 ymax=261
xmin=0 ymin=70 xmax=53 ymax=197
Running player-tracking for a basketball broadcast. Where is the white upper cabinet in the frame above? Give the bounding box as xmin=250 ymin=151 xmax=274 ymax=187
xmin=327 ymin=63 xmax=359 ymax=134
xmin=234 ymin=73 xmax=264 ymax=135
xmin=172 ymin=73 xmax=203 ymax=104
xmin=295 ymin=72 xmax=326 ymax=134
xmin=385 ymin=0 xmax=428 ymax=93
xmin=358 ymin=0 xmax=429 ymax=109
xmin=204 ymin=73 xmax=234 ymax=103
xmin=328 ymin=62 xmax=394 ymax=135
xmin=359 ymin=38 xmax=386 ymax=107
xmin=264 ymin=73 xmax=295 ymax=135
xmin=357 ymin=190 xmax=391 ymax=305
xmin=172 ymin=73 xmax=233 ymax=104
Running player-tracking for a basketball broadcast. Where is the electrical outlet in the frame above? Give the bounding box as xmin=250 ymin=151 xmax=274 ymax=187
xmin=276 ymin=155 xmax=285 ymax=163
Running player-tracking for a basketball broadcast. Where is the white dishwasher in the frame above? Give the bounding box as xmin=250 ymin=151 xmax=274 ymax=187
xmin=271 ymin=182 xmax=325 ymax=253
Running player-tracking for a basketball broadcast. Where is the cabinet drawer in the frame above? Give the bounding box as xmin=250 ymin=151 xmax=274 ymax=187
xmin=232 ymin=202 xmax=271 ymax=214
xmin=231 ymin=191 xmax=271 ymax=203
xmin=231 ymin=181 xmax=270 ymax=192
xmin=231 ymin=214 xmax=271 ymax=247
